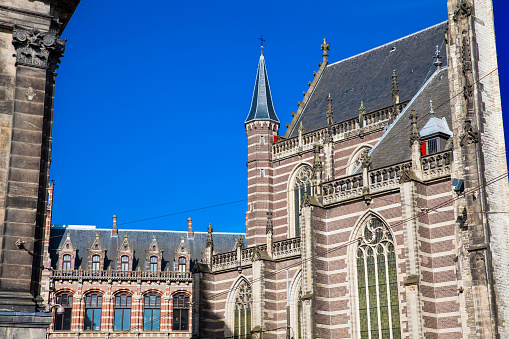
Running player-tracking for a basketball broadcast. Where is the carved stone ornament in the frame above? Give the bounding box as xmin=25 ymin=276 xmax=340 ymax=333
xmin=12 ymin=26 xmax=66 ymax=70
xmin=453 ymin=0 xmax=473 ymax=21
xmin=460 ymin=119 xmax=479 ymax=146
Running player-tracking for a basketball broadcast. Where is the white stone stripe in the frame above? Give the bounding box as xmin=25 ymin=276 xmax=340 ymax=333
xmin=422 ymin=311 xmax=461 ymax=317
xmin=420 ymin=295 xmax=458 ymax=302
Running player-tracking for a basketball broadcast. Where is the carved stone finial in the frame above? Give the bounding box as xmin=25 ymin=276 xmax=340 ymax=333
xmin=361 ymin=149 xmax=371 ymax=169
xmin=235 ymin=235 xmax=244 ymax=250
xmin=321 ymin=38 xmax=330 ymax=62
xmin=392 ymin=70 xmax=399 ymax=98
xmin=409 ymin=109 xmax=420 ymax=145
xmin=298 ymin=122 xmax=305 ymax=134
xmin=327 ymin=93 xmax=333 ymax=126
xmin=266 ymin=210 xmax=273 ymax=234
xmin=206 ymin=223 xmax=214 ymax=247
xmin=429 ymin=100 xmax=435 ymax=116
xmin=12 ymin=26 xmax=66 ymax=71
xmin=359 ymin=101 xmax=366 ymax=115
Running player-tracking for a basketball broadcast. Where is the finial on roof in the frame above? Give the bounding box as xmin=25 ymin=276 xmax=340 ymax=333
xmin=433 ymin=45 xmax=442 ymax=70
xmin=392 ymin=70 xmax=399 ymax=100
xmin=206 ymin=223 xmax=214 ymax=247
xmin=326 ymin=93 xmax=334 ymax=126
xmin=153 ymin=235 xmax=156 ymax=240
xmin=429 ymin=100 xmax=435 ymax=116
xmin=359 ymin=101 xmax=366 ymax=114
xmin=321 ymin=38 xmax=330 ymax=63
xmin=298 ymin=121 xmax=305 ymax=134
xmin=124 ymin=234 xmax=128 ymax=239
xmin=95 ymin=234 xmax=99 ymax=240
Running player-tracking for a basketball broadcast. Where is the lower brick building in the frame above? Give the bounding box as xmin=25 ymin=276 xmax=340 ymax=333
xmin=193 ymin=1 xmax=509 ymax=338
xmin=41 ymin=185 xmax=243 ymax=339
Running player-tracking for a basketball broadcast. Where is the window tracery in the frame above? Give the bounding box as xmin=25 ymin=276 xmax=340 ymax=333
xmin=233 ymin=280 xmax=252 ymax=339
xmin=356 ymin=218 xmax=401 ymax=339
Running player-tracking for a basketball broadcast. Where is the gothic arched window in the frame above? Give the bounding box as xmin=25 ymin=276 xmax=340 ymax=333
xmin=356 ymin=218 xmax=401 ymax=339
xmin=234 ymin=281 xmax=252 ymax=339
xmin=292 ymin=166 xmax=313 ymax=237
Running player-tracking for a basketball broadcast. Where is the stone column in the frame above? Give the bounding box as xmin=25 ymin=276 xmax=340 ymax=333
xmin=300 ymin=203 xmax=316 ymax=339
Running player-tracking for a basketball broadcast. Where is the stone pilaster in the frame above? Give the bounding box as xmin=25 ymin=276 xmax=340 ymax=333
xmin=300 ymin=200 xmax=317 ymax=339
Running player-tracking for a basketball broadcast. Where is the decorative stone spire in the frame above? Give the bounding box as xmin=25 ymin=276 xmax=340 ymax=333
xmin=433 ymin=45 xmax=443 ymax=70
xmin=266 ymin=210 xmax=273 ymax=234
xmin=326 ymin=93 xmax=333 ymax=126
xmin=358 ymin=101 xmax=366 ymax=138
xmin=409 ymin=109 xmax=420 ymax=145
xmin=234 ymin=235 xmax=245 ymax=250
xmin=245 ymin=48 xmax=279 ymax=124
xmin=206 ymin=223 xmax=214 ymax=247
xmin=321 ymin=38 xmax=330 ymax=63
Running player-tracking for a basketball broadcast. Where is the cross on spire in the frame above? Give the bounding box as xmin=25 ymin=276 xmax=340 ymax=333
xmin=259 ymin=35 xmax=265 ymax=54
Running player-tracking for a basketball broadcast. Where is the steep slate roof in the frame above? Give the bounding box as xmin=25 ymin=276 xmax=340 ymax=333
xmin=289 ymin=22 xmax=447 ymax=137
xmin=49 ymin=225 xmax=244 ymax=271
xmin=366 ymin=67 xmax=452 ymax=170
xmin=245 ymin=52 xmax=279 ymax=124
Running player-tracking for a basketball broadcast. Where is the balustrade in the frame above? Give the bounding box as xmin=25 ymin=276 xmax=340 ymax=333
xmin=272 ymin=238 xmax=301 ymax=259
xmin=51 ymin=269 xmax=192 ymax=281
xmin=322 ymin=173 xmax=364 ymax=204
xmin=422 ymin=150 xmax=451 ymax=180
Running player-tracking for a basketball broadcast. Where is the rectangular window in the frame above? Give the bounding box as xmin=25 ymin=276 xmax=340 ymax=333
xmin=54 ymin=294 xmax=73 ymax=331
xmin=84 ymin=294 xmax=102 ymax=331
xmin=260 ymin=169 xmax=265 ymax=177
xmin=144 ymin=295 xmax=161 ymax=331
xmin=172 ymin=295 xmax=189 ymax=331
xmin=427 ymin=138 xmax=438 ymax=154
xmin=114 ymin=294 xmax=131 ymax=331
xmin=260 ymin=136 xmax=264 ymax=144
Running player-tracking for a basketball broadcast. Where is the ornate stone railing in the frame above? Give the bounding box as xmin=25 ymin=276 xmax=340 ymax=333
xmin=51 ymin=269 xmax=192 ymax=282
xmin=272 ymin=238 xmax=301 ymax=260
xmin=322 ymin=173 xmax=364 ymax=205
xmin=321 ymin=150 xmax=452 ymax=205
xmin=369 ymin=161 xmax=412 ymax=194
xmin=422 ymin=150 xmax=451 ymax=181
xmin=212 ymin=250 xmax=237 ymax=271
xmin=273 ymin=102 xmax=408 ymax=160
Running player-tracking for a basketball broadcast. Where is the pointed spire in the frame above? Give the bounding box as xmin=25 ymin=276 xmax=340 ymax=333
xmin=392 ymin=70 xmax=399 ymax=103
xmin=245 ymin=49 xmax=279 ymax=124
xmin=312 ymin=144 xmax=323 ymax=176
xmin=433 ymin=45 xmax=442 ymax=70
xmin=321 ymin=38 xmax=330 ymax=64
xmin=326 ymin=93 xmax=333 ymax=126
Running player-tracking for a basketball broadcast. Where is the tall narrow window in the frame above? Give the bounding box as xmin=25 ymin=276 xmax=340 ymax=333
xmin=92 ymin=255 xmax=100 ymax=271
xmin=172 ymin=294 xmax=189 ymax=331
xmin=114 ymin=294 xmax=131 ymax=331
xmin=292 ymin=166 xmax=313 ymax=237
xmin=233 ymin=281 xmax=252 ymax=339
xmin=178 ymin=257 xmax=186 ymax=272
xmin=356 ymin=218 xmax=401 ymax=339
xmin=121 ymin=255 xmax=129 ymax=271
xmin=150 ymin=256 xmax=158 ymax=272
xmin=144 ymin=294 xmax=161 ymax=331
xmin=62 ymin=254 xmax=71 ymax=270
xmin=54 ymin=293 xmax=73 ymax=331
xmin=84 ymin=294 xmax=102 ymax=331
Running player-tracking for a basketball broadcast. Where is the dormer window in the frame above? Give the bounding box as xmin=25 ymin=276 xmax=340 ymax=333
xmin=150 ymin=256 xmax=158 ymax=272
xmin=62 ymin=254 xmax=72 ymax=270
xmin=92 ymin=255 xmax=100 ymax=271
xmin=121 ymin=255 xmax=129 ymax=271
xmin=178 ymin=257 xmax=186 ymax=272
xmin=419 ymin=101 xmax=453 ymax=156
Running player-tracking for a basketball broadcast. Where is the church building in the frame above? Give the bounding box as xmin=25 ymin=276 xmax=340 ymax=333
xmin=193 ymin=1 xmax=509 ymax=338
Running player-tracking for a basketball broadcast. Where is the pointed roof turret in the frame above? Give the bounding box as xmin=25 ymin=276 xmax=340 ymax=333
xmin=245 ymin=49 xmax=279 ymax=124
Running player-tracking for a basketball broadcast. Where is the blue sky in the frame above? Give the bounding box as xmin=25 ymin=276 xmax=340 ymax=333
xmin=50 ymin=0 xmax=508 ymax=233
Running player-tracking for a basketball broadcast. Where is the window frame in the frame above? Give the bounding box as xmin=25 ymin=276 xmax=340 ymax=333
xmin=172 ymin=294 xmax=190 ymax=331
xmin=54 ymin=293 xmax=73 ymax=331
xmin=114 ymin=293 xmax=132 ymax=331
xmin=121 ymin=255 xmax=129 ymax=271
xmin=84 ymin=293 xmax=102 ymax=331
xmin=62 ymin=254 xmax=71 ymax=271
xmin=150 ymin=256 xmax=158 ymax=272
xmin=143 ymin=294 xmax=161 ymax=331
xmin=91 ymin=255 xmax=100 ymax=271
xmin=289 ymin=165 xmax=313 ymax=238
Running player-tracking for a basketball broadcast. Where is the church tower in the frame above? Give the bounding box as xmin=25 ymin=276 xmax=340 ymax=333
xmin=245 ymin=47 xmax=279 ymax=246
xmin=446 ymin=0 xmax=509 ymax=337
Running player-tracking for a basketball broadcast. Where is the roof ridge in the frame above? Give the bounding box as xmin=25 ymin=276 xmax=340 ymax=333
xmin=328 ymin=21 xmax=447 ymax=67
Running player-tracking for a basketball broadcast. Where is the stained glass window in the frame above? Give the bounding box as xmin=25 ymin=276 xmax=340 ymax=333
xmin=357 ymin=218 xmax=401 ymax=339
xmin=293 ymin=166 xmax=313 ymax=237
xmin=233 ymin=281 xmax=252 ymax=339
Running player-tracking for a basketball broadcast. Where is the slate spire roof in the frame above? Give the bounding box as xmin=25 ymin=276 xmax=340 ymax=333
xmin=245 ymin=50 xmax=279 ymax=124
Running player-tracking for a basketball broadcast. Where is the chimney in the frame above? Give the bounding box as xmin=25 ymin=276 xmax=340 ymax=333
xmin=112 ymin=214 xmax=118 ymax=237
xmin=187 ymin=217 xmax=194 ymax=238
